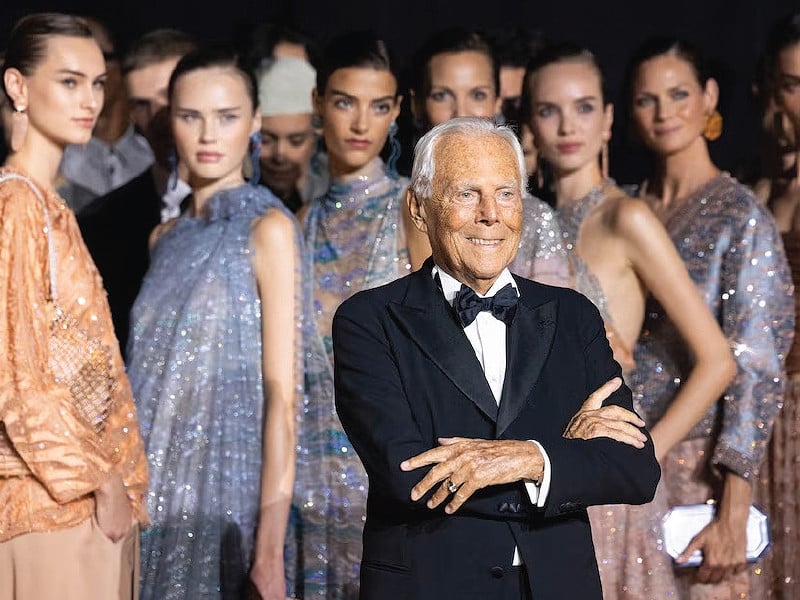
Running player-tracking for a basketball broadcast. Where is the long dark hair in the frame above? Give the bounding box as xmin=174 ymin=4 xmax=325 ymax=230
xmin=2 ymin=13 xmax=93 ymax=103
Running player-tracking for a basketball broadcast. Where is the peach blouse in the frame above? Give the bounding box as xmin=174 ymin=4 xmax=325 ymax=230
xmin=0 ymin=166 xmax=148 ymax=542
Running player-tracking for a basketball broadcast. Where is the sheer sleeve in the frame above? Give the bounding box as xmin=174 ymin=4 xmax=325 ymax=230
xmin=712 ymin=199 xmax=794 ymax=478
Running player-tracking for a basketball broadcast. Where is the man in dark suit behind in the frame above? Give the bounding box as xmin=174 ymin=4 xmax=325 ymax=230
xmin=333 ymin=117 xmax=660 ymax=599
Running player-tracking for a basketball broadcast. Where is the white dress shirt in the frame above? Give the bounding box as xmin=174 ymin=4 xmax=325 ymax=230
xmin=432 ymin=265 xmax=552 ymax=565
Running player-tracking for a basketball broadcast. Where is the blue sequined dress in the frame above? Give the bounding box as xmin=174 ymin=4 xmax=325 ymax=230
xmin=128 ymin=184 xmax=332 ymax=599
xmin=631 ymin=174 xmax=794 ymax=597
xmin=301 ymin=158 xmax=409 ymax=599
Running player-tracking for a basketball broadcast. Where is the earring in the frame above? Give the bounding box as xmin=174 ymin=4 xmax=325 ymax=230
xmin=386 ymin=121 xmax=401 ymax=179
xmin=601 ymin=141 xmax=609 ymax=180
xmin=310 ymin=134 xmax=326 ymax=177
xmin=249 ymin=131 xmax=262 ymax=186
xmin=10 ymin=105 xmax=28 ymax=153
xmin=703 ymin=110 xmax=723 ymax=141
xmin=167 ymin=147 xmax=179 ymax=192
xmin=311 ymin=113 xmax=323 ymax=130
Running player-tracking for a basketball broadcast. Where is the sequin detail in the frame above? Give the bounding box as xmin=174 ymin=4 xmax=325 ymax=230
xmin=631 ymin=174 xmax=793 ymax=476
xmin=556 ymin=180 xmax=679 ymax=599
xmin=128 ymin=184 xmax=327 ymax=599
xmin=556 ymin=180 xmax=614 ymax=322
xmin=630 ymin=174 xmax=794 ymax=598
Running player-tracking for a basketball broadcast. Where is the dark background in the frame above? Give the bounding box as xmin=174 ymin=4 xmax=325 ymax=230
xmin=3 ymin=0 xmax=799 ymax=183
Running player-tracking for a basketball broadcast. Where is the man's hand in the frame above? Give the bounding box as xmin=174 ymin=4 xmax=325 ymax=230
xmin=94 ymin=473 xmax=133 ymax=542
xmin=563 ymin=377 xmax=647 ymax=448
xmin=400 ymin=438 xmax=543 ymax=514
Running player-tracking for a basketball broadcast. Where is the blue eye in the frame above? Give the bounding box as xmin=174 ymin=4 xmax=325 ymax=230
xmin=471 ymin=90 xmax=488 ymax=102
xmin=333 ymin=97 xmax=352 ymax=109
xmin=537 ymin=106 xmax=555 ymax=118
xmin=670 ymin=89 xmax=689 ymax=101
xmin=577 ymin=101 xmax=594 ymax=114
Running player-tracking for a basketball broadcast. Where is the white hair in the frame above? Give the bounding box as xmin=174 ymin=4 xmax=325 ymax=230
xmin=410 ymin=117 xmax=527 ymax=201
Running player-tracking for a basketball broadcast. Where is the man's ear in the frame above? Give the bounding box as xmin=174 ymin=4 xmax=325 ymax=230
xmin=406 ymin=187 xmax=428 ymax=234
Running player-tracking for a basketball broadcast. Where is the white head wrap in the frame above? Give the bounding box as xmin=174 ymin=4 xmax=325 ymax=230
xmin=257 ymin=56 xmax=316 ymax=116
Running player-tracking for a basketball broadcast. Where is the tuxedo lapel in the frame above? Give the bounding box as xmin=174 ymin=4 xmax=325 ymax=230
xmin=388 ymin=268 xmax=498 ymax=423
xmin=496 ymin=292 xmax=557 ymax=437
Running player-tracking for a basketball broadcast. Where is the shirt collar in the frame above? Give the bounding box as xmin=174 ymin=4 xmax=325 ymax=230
xmin=431 ymin=263 xmax=518 ymax=306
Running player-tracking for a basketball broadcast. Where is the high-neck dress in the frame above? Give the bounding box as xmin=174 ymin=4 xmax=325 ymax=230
xmin=557 ymin=182 xmax=679 ymax=599
xmin=128 ymin=183 xmax=330 ymax=599
xmin=631 ymin=174 xmax=794 ymax=599
xmin=302 ymin=159 xmax=410 ymax=599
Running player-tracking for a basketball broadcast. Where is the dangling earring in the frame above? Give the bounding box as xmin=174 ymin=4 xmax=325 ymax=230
xmin=310 ymin=134 xmax=326 ymax=177
xmin=703 ymin=110 xmax=723 ymax=141
xmin=601 ymin=141 xmax=609 ymax=181
xmin=386 ymin=120 xmax=401 ymax=179
xmin=10 ymin=105 xmax=28 ymax=153
xmin=167 ymin=147 xmax=179 ymax=192
xmin=249 ymin=131 xmax=262 ymax=186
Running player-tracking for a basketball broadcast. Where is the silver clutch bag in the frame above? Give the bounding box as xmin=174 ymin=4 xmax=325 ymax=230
xmin=662 ymin=503 xmax=771 ymax=567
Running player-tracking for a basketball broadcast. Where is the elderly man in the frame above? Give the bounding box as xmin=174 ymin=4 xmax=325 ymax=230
xmin=333 ymin=117 xmax=660 ymax=599
xmin=256 ymin=56 xmax=327 ymax=212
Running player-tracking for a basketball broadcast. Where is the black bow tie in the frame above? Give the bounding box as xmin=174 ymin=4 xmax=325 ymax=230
xmin=455 ymin=282 xmax=518 ymax=327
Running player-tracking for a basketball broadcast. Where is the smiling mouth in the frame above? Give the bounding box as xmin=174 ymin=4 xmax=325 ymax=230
xmin=467 ymin=238 xmax=502 ymax=246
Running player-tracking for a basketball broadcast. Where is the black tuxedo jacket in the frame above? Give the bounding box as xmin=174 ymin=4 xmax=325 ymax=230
xmin=333 ymin=260 xmax=660 ymax=600
xmin=78 ymin=169 xmax=162 ymax=358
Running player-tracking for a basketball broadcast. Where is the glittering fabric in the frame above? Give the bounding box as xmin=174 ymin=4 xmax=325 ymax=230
xmin=753 ymin=231 xmax=800 ymax=599
xmin=0 ymin=166 xmax=148 ymax=543
xmin=556 ymin=181 xmax=615 ymax=322
xmin=513 ymin=193 xmax=569 ymax=287
xmin=301 ymin=158 xmax=408 ymax=598
xmin=128 ymin=183 xmax=329 ymax=599
xmin=557 ymin=181 xmax=679 ymax=599
xmin=630 ymin=173 xmax=794 ymax=597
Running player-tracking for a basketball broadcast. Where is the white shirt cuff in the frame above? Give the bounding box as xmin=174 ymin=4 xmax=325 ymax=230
xmin=523 ymin=440 xmax=551 ymax=508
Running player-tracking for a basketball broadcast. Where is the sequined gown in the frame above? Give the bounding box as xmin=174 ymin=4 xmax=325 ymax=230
xmin=558 ymin=183 xmax=679 ymax=599
xmin=128 ymin=184 xmax=330 ymax=599
xmin=302 ymin=159 xmax=568 ymax=598
xmin=755 ymin=229 xmax=800 ymax=599
xmin=631 ymin=174 xmax=794 ymax=599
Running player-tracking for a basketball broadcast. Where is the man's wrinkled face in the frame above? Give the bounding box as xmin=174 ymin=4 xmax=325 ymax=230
xmin=412 ymin=132 xmax=523 ymax=293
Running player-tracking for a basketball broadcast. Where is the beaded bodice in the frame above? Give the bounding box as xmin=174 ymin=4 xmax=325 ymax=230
xmin=305 ymin=158 xmax=410 ymax=357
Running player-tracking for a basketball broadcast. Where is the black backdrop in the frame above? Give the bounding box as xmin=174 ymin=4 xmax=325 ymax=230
xmin=3 ymin=0 xmax=800 ymax=182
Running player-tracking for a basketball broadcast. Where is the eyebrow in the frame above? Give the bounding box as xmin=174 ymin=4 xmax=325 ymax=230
xmin=328 ymin=88 xmax=394 ymax=103
xmin=174 ymin=106 xmax=243 ymax=113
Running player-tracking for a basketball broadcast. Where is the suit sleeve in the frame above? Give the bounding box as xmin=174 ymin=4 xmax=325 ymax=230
xmin=538 ymin=295 xmax=661 ymax=519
